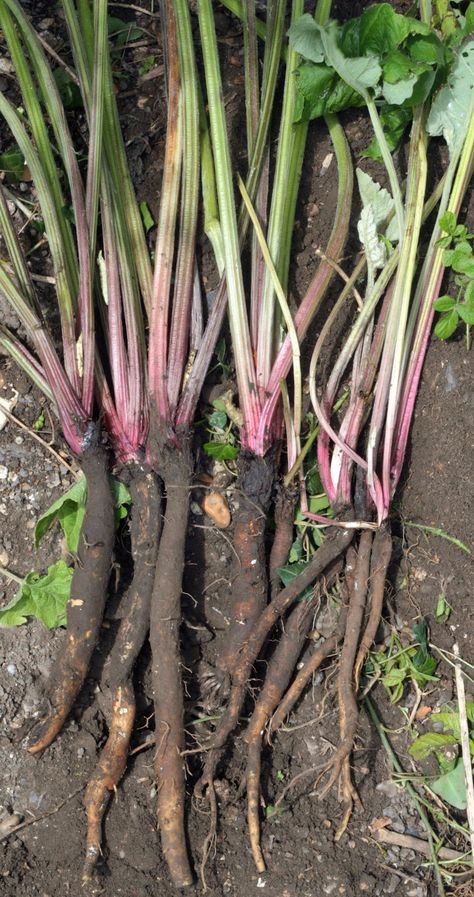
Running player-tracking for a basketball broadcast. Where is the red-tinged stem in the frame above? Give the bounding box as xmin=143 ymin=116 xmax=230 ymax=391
xmin=255 ymin=113 xmax=353 ymax=455
xmin=176 ymin=277 xmax=228 ymax=427
xmin=190 ymin=264 xmax=203 ymax=351
xmin=101 ymin=188 xmax=130 ymax=431
xmin=335 ymin=284 xmax=392 ymax=506
xmin=149 ymin=3 xmax=182 ymax=424
xmin=95 ymin=361 xmax=141 ymax=463
xmin=0 ymin=325 xmax=52 ymax=401
xmin=166 ymin=0 xmax=200 ymax=415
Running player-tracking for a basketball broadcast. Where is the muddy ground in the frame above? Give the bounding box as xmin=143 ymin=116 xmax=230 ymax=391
xmin=1 ymin=3 xmax=474 ymax=897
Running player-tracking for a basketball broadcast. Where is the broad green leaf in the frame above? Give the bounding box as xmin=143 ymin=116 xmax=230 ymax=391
xmin=287 ymin=15 xmax=324 ymax=63
xmin=433 ymin=295 xmax=455 ymax=312
xmin=407 ymin=33 xmax=445 ymax=66
xmin=35 ymin=476 xmax=131 ymax=551
xmin=0 ymin=560 xmax=73 ymax=629
xmin=294 ymin=63 xmax=365 ymax=120
xmin=35 ymin=478 xmax=87 ymax=553
xmin=427 ymin=40 xmax=474 ymax=154
xmin=203 ymin=442 xmax=238 ymax=461
xmin=409 ymin=731 xmax=458 ymax=760
xmin=382 ymin=73 xmax=421 ymax=105
xmin=432 ymin=759 xmax=467 ymax=810
xmin=435 ymin=309 xmax=459 ymax=339
xmin=319 ymin=21 xmax=382 ymax=94
xmin=339 ymin=4 xmax=429 ymax=58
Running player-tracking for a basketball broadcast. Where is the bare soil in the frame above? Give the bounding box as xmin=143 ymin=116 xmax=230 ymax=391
xmin=1 ymin=4 xmax=474 ymax=897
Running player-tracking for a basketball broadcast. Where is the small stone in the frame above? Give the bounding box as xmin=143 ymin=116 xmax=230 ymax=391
xmin=14 ymin=437 xmax=23 ymax=445
xmin=359 ymin=875 xmax=376 ymax=892
xmin=190 ymin=501 xmax=203 ymax=516
xmin=6 ymin=663 xmax=17 ymax=676
xmin=0 ymin=549 xmax=9 ymax=566
xmin=0 ymin=465 xmax=8 ymax=480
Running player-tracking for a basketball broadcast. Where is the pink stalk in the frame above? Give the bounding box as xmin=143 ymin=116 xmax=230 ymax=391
xmin=148 ymin=9 xmax=182 ymax=425
xmin=101 ymin=192 xmax=130 ymax=430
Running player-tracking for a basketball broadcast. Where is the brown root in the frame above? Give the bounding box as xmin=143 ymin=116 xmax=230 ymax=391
xmin=267 ymin=557 xmax=350 ymax=738
xmin=245 ymin=597 xmax=316 ymax=872
xmin=83 ymin=683 xmax=135 ymax=880
xmin=82 ymin=467 xmax=161 ymax=880
xmin=214 ymin=452 xmax=274 ymax=690
xmin=26 ymin=444 xmax=115 ymax=754
xmin=150 ymin=435 xmax=193 ymax=888
xmin=196 ymin=521 xmax=353 ymax=795
xmin=354 ymin=523 xmax=392 ymax=686
xmin=320 ymin=531 xmax=373 ymax=833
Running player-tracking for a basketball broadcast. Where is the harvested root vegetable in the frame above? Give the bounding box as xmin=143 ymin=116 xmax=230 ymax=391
xmin=196 ymin=523 xmax=354 ymax=794
xmin=150 ymin=438 xmax=194 ymax=889
xmin=83 ymin=467 xmax=161 ymax=880
xmin=27 ymin=445 xmax=115 ymax=754
xmin=213 ymin=452 xmax=274 ymax=693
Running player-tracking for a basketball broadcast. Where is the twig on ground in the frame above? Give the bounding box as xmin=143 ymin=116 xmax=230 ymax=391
xmin=0 ymin=405 xmax=78 ymax=478
xmin=453 ymin=642 xmax=474 ymax=862
xmin=371 ymin=827 xmax=471 ymax=864
xmin=0 ymin=787 xmax=84 ymax=842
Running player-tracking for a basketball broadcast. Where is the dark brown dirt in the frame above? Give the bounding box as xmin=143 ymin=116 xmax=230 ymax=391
xmin=1 ymin=3 xmax=474 ymax=897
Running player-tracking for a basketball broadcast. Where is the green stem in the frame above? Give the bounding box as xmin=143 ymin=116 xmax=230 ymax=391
xmin=198 ymin=0 xmax=260 ymax=446
xmin=366 ymin=96 xmax=405 ymax=239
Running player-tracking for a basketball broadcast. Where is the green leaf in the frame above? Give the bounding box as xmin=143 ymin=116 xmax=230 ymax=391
xmin=138 ymin=55 xmax=156 ymax=76
xmin=110 ymin=477 xmax=132 ymax=524
xmin=277 ymin=561 xmax=313 ymax=601
xmin=294 ymin=63 xmax=365 ymax=121
xmin=0 ymin=560 xmax=73 ymax=629
xmin=458 ymin=303 xmax=474 ymax=325
xmin=363 ymin=105 xmax=412 ymax=160
xmin=412 ymin=620 xmax=437 ymax=678
xmin=288 ymin=14 xmax=325 ymax=63
xmin=439 ymin=210 xmax=457 ymax=234
xmin=139 ymin=200 xmax=154 ymax=233
xmin=53 ymin=69 xmax=83 ymax=110
xmin=435 ymin=309 xmax=459 ymax=339
xmin=427 ymin=40 xmax=474 ymax=155
xmin=409 ymin=731 xmax=458 ymax=760
xmin=203 ymin=442 xmax=239 ymax=461
xmin=435 ymin=592 xmax=452 ymax=623
xmin=107 ymin=15 xmax=144 ymax=47
xmin=433 ymin=295 xmax=455 ymax=312
xmin=432 ymin=759 xmax=467 ymax=810
xmin=35 ymin=478 xmax=87 ymax=553
xmin=0 ymin=147 xmax=24 ymax=183
xmin=35 ymin=476 xmax=131 ymax=552
xmin=288 ymin=537 xmax=303 ymax=563
xmin=208 ymin=410 xmax=228 ymax=430
xmin=340 ymin=4 xmax=429 ymax=58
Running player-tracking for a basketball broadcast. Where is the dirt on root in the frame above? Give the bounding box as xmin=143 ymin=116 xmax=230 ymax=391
xmin=1 ymin=3 xmax=474 ymax=897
